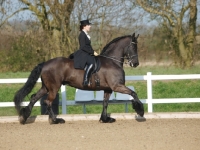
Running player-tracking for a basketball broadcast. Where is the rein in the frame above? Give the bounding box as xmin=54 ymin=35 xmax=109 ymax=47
xmin=100 ymin=41 xmax=137 ymax=64
xmin=99 ymin=55 xmax=124 ymax=63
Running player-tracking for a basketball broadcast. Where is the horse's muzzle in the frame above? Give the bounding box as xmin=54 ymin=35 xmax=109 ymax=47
xmin=130 ymin=62 xmax=139 ymax=68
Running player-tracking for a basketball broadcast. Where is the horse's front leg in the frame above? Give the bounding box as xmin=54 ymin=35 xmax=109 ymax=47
xmin=99 ymin=91 xmax=116 ymax=123
xmin=130 ymin=91 xmax=144 ymax=117
xmin=113 ymin=85 xmax=144 ymax=117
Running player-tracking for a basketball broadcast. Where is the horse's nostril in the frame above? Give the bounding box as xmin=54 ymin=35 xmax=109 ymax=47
xmin=134 ymin=62 xmax=139 ymax=67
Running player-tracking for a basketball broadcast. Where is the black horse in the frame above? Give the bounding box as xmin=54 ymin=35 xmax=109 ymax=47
xmin=14 ymin=33 xmax=144 ymax=124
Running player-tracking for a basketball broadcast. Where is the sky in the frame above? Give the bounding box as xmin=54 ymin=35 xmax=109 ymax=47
xmin=5 ymin=0 xmax=200 ymax=27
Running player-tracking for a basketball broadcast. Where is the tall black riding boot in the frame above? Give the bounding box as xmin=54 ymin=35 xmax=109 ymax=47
xmin=83 ymin=64 xmax=93 ymax=86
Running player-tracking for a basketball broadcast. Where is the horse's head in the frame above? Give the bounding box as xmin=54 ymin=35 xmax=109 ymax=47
xmin=125 ymin=33 xmax=139 ymax=68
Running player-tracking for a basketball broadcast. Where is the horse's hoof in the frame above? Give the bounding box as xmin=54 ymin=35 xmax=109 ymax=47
xmin=136 ymin=114 xmax=144 ymax=118
xmin=19 ymin=115 xmax=26 ymax=124
xmin=56 ymin=118 xmax=65 ymax=124
xmin=132 ymin=100 xmax=144 ymax=117
xmin=108 ymin=117 xmax=116 ymax=123
xmin=100 ymin=117 xmax=116 ymax=123
xmin=19 ymin=107 xmax=29 ymax=124
xmin=49 ymin=117 xmax=65 ymax=124
xmin=137 ymin=111 xmax=144 ymax=117
xmin=139 ymin=113 xmax=144 ymax=117
xmin=135 ymin=111 xmax=144 ymax=117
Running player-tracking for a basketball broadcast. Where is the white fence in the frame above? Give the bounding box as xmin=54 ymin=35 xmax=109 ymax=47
xmin=1 ymin=72 xmax=200 ymax=114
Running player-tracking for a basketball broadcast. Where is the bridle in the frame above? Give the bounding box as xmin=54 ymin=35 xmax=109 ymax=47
xmin=124 ymin=41 xmax=138 ymax=64
xmin=100 ymin=40 xmax=138 ymax=64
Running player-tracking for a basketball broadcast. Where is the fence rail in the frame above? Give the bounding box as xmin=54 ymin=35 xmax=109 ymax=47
xmin=1 ymin=72 xmax=200 ymax=114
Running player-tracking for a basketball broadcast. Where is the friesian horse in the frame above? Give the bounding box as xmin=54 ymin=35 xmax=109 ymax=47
xmin=14 ymin=33 xmax=144 ymax=124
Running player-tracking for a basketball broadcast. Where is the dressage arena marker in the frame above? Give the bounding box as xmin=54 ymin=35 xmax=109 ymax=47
xmin=0 ymin=112 xmax=200 ymax=123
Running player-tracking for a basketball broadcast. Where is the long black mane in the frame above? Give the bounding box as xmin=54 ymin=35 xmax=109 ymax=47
xmin=100 ymin=35 xmax=131 ymax=55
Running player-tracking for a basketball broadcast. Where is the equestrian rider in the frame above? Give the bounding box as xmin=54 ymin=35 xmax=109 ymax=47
xmin=73 ymin=19 xmax=98 ymax=87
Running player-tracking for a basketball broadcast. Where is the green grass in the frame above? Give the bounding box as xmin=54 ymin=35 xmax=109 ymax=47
xmin=125 ymin=65 xmax=200 ymax=75
xmin=1 ymin=65 xmax=200 ymax=116
xmin=0 ymin=72 xmax=30 ymax=78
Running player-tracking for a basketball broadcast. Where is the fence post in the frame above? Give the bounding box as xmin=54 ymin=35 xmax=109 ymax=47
xmin=147 ymin=72 xmax=153 ymax=112
xmin=61 ymin=85 xmax=67 ymax=114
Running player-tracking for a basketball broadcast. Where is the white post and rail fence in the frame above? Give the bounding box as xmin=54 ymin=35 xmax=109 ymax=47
xmin=1 ymin=72 xmax=200 ymax=114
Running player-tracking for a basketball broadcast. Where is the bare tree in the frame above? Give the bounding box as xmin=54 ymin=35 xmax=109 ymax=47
xmin=71 ymin=0 xmax=142 ymax=53
xmin=0 ymin=1 xmax=26 ymax=27
xmin=0 ymin=0 xmax=148 ymax=72
xmin=0 ymin=0 xmax=76 ymax=58
xmin=135 ymin=0 xmax=197 ymax=68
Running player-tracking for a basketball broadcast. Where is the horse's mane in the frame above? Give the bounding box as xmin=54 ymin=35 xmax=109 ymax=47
xmin=100 ymin=35 xmax=131 ymax=55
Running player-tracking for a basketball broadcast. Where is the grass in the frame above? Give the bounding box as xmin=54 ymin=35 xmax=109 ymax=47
xmin=0 ymin=65 xmax=200 ymax=116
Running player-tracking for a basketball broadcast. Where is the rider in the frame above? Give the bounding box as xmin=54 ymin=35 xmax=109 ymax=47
xmin=73 ymin=19 xmax=98 ymax=87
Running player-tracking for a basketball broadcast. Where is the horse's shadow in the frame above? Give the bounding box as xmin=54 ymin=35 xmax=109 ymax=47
xmin=135 ymin=115 xmax=146 ymax=122
xmin=26 ymin=115 xmax=61 ymax=124
xmin=25 ymin=114 xmax=146 ymax=124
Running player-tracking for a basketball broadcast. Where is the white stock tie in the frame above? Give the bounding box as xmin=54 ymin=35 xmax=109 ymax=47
xmin=87 ymin=34 xmax=91 ymax=40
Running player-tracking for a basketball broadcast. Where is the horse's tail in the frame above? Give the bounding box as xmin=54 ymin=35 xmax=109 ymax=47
xmin=14 ymin=62 xmax=44 ymax=114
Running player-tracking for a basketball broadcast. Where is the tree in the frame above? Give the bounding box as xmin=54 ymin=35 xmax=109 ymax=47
xmin=71 ymin=0 xmax=141 ymax=54
xmin=0 ymin=0 xmax=147 ymax=72
xmin=135 ymin=0 xmax=197 ymax=68
xmin=0 ymin=0 xmax=76 ymax=59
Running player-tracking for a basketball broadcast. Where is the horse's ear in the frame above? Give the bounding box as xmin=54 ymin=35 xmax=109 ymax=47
xmin=132 ymin=33 xmax=135 ymax=41
xmin=136 ymin=34 xmax=139 ymax=39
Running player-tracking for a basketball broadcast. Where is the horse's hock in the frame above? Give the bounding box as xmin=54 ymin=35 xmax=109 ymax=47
xmin=40 ymin=93 xmax=59 ymax=115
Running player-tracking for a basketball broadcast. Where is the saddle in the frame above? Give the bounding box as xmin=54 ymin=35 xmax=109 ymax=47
xmin=69 ymin=53 xmax=101 ymax=87
xmin=69 ymin=53 xmax=101 ymax=72
xmin=89 ymin=57 xmax=101 ymax=87
xmin=85 ymin=57 xmax=101 ymax=73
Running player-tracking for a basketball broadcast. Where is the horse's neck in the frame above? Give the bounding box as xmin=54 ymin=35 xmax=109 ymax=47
xmin=105 ymin=47 xmax=121 ymax=55
xmin=107 ymin=39 xmax=129 ymax=58
xmin=102 ymin=37 xmax=130 ymax=66
xmin=103 ymin=47 xmax=124 ymax=67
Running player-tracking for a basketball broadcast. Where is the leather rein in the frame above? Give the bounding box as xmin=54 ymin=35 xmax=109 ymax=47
xmin=99 ymin=41 xmax=138 ymax=64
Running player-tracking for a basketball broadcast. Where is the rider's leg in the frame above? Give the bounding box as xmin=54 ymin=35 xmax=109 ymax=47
xmin=83 ymin=64 xmax=93 ymax=86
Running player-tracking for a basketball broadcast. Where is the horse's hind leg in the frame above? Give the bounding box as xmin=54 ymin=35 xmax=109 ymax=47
xmin=19 ymin=87 xmax=47 ymax=124
xmin=45 ymin=91 xmax=65 ymax=124
xmin=99 ymin=90 xmax=116 ymax=123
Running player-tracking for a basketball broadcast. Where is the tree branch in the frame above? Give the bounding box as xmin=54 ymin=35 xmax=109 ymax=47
xmin=180 ymin=3 xmax=190 ymax=20
xmin=136 ymin=0 xmax=177 ymax=27
xmin=0 ymin=7 xmax=29 ymax=28
xmin=20 ymin=0 xmax=44 ymax=17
